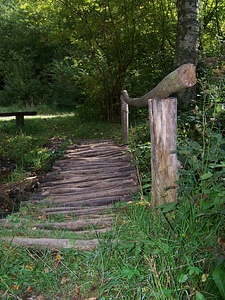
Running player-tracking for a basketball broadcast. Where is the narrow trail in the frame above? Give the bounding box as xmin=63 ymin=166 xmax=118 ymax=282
xmin=1 ymin=140 xmax=140 ymax=251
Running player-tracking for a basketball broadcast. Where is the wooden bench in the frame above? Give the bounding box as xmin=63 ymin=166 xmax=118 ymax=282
xmin=0 ymin=111 xmax=37 ymax=128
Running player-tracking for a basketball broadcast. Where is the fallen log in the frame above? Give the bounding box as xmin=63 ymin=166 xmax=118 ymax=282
xmin=2 ymin=237 xmax=99 ymax=250
xmin=121 ymin=63 xmax=196 ymax=107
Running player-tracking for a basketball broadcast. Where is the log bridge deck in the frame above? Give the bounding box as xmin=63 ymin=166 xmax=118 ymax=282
xmin=1 ymin=140 xmax=140 ymax=250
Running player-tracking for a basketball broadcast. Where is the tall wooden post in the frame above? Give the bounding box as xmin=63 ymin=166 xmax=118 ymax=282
xmin=121 ymin=64 xmax=196 ymax=207
xmin=148 ymin=98 xmax=178 ymax=206
xmin=121 ymin=98 xmax=129 ymax=144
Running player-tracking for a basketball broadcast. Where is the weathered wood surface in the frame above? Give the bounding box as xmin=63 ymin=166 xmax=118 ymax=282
xmin=31 ymin=141 xmax=139 ymax=208
xmin=2 ymin=237 xmax=99 ymax=251
xmin=121 ymin=63 xmax=196 ymax=107
xmin=149 ymin=98 xmax=178 ymax=206
xmin=121 ymin=98 xmax=129 ymax=144
xmin=1 ymin=140 xmax=139 ymax=250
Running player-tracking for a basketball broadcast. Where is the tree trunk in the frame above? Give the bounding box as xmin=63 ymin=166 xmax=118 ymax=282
xmin=121 ymin=63 xmax=196 ymax=107
xmin=149 ymin=98 xmax=178 ymax=206
xmin=174 ymin=0 xmax=200 ymax=109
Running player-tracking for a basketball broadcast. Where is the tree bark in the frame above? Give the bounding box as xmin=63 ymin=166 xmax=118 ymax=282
xmin=149 ymin=98 xmax=178 ymax=206
xmin=174 ymin=0 xmax=199 ymax=109
xmin=121 ymin=63 xmax=196 ymax=107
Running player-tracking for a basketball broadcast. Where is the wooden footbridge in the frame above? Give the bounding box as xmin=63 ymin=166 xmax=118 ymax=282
xmin=1 ymin=140 xmax=139 ymax=250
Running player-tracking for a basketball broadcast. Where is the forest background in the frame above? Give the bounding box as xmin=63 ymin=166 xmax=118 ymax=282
xmin=0 ymin=0 xmax=224 ymax=121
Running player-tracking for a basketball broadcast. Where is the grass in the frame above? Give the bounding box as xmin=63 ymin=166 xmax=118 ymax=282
xmin=0 ymin=200 xmax=224 ymax=299
xmin=0 ymin=104 xmax=225 ymax=299
xmin=0 ymin=110 xmax=121 ymax=182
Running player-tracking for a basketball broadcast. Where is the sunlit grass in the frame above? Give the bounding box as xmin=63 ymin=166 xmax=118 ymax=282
xmin=0 ymin=112 xmax=121 ymax=182
xmin=0 ymin=198 xmax=224 ymax=299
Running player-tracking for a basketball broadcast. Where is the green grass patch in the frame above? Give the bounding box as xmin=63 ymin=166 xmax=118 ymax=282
xmin=0 ymin=111 xmax=121 ymax=181
xmin=0 ymin=199 xmax=224 ymax=299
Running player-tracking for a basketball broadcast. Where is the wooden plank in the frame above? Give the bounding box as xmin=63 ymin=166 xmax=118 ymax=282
xmin=51 ymin=164 xmax=135 ymax=174
xmin=33 ymin=217 xmax=114 ymax=230
xmin=0 ymin=217 xmax=114 ymax=231
xmin=41 ymin=179 xmax=136 ymax=195
xmin=40 ymin=172 xmax=137 ymax=186
xmin=61 ymin=196 xmax=131 ymax=207
xmin=43 ymin=205 xmax=115 ymax=216
xmin=38 ymin=185 xmax=139 ymax=202
xmin=2 ymin=237 xmax=99 ymax=250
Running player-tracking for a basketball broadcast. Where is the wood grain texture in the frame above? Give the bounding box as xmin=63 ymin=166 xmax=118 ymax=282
xmin=1 ymin=140 xmax=139 ymax=250
xmin=149 ymin=98 xmax=178 ymax=206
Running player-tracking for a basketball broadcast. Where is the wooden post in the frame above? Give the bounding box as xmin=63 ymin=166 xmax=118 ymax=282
xmin=121 ymin=98 xmax=129 ymax=144
xmin=148 ymin=98 xmax=178 ymax=206
xmin=16 ymin=114 xmax=25 ymax=128
xmin=121 ymin=64 xmax=196 ymax=207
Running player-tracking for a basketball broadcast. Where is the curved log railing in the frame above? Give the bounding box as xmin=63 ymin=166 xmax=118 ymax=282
xmin=121 ymin=63 xmax=196 ymax=207
xmin=121 ymin=63 xmax=196 ymax=107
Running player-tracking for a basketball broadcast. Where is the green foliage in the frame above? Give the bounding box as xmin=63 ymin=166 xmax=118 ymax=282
xmin=90 ymin=198 xmax=224 ymax=299
xmin=212 ymin=268 xmax=225 ymax=299
xmin=0 ymin=0 xmax=224 ymax=119
xmin=44 ymin=58 xmax=85 ymax=108
xmin=177 ymin=80 xmax=225 ymax=215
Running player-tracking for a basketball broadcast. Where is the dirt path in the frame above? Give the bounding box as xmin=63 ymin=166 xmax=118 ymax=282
xmin=0 ymin=140 xmax=139 ymax=250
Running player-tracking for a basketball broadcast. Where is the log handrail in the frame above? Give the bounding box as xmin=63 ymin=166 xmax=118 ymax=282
xmin=121 ymin=63 xmax=196 ymax=107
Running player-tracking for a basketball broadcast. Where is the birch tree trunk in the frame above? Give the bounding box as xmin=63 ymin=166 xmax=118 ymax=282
xmin=174 ymin=0 xmax=200 ymax=109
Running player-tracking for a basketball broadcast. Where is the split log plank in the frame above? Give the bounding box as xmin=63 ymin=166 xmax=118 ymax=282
xmin=43 ymin=206 xmax=115 ymax=216
xmin=2 ymin=237 xmax=99 ymax=250
xmin=36 ymin=185 xmax=139 ymax=203
xmin=62 ymin=196 xmax=131 ymax=207
xmin=33 ymin=218 xmax=114 ymax=231
xmin=40 ymin=172 xmax=137 ymax=187
xmin=41 ymin=179 xmax=136 ymax=195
